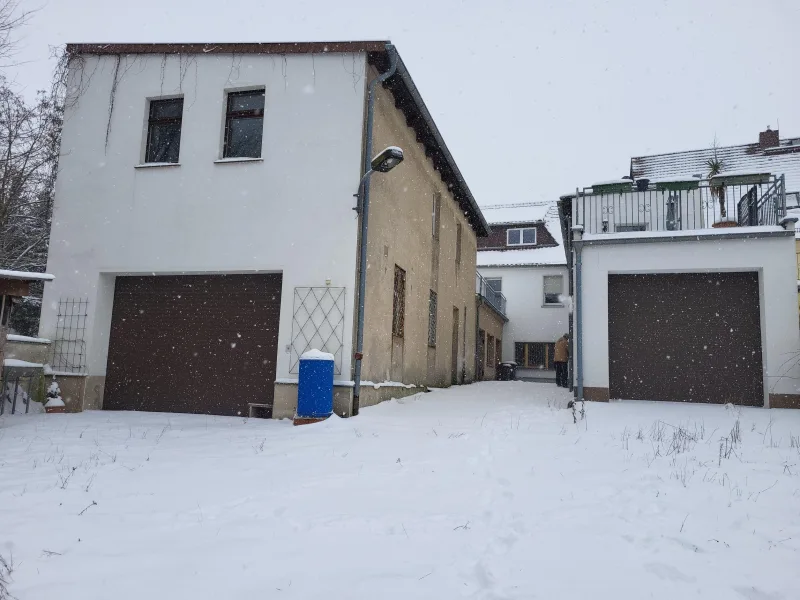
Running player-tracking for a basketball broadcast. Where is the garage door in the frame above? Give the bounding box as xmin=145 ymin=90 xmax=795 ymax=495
xmin=608 ymin=272 xmax=763 ymax=405
xmin=104 ymin=274 xmax=282 ymax=416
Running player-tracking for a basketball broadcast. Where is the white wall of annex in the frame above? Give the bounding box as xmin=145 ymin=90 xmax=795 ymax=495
xmin=579 ymin=234 xmax=800 ymax=404
xmin=41 ymin=51 xmax=367 ymax=382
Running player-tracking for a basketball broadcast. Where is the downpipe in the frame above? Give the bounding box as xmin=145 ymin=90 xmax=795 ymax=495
xmin=352 ymin=44 xmax=398 ymax=417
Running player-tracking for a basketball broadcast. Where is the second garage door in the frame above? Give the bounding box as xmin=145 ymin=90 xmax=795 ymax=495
xmin=104 ymin=274 xmax=282 ymax=416
xmin=608 ymin=272 xmax=763 ymax=405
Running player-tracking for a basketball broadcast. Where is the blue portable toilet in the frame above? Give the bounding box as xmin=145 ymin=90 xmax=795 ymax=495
xmin=296 ymin=349 xmax=335 ymax=420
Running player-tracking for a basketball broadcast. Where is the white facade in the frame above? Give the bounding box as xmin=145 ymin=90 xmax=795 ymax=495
xmin=41 ymin=51 xmax=367 ymax=383
xmin=577 ymin=230 xmax=800 ymax=405
xmin=477 ymin=265 xmax=570 ymax=375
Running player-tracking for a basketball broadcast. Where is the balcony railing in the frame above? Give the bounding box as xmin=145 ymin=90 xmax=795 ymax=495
xmin=571 ymin=174 xmax=786 ymax=235
xmin=476 ymin=272 xmax=507 ymax=316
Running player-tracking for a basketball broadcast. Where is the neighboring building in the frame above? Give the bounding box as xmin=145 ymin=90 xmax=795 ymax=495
xmin=475 ymin=271 xmax=507 ymax=381
xmin=1 ymin=270 xmax=53 ymax=368
xmin=633 ymin=127 xmax=800 ymax=309
xmin=559 ymin=172 xmax=800 ymax=408
xmin=40 ymin=41 xmax=489 ymax=417
xmin=477 ymin=203 xmax=570 ymax=380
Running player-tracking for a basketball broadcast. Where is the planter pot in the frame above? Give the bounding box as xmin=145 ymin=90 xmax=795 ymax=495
xmin=45 ymin=405 xmax=66 ymax=414
xmin=712 ymin=220 xmax=738 ymax=229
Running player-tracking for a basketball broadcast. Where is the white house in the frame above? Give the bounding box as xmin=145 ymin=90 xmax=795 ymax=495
xmin=559 ymin=173 xmax=800 ymax=408
xmin=40 ymin=41 xmax=489 ymax=417
xmin=477 ymin=203 xmax=570 ymax=380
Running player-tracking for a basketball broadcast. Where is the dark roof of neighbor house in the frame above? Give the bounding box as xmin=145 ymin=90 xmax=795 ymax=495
xmin=66 ymin=41 xmax=490 ymax=237
xmin=476 ymin=203 xmax=567 ymax=267
xmin=631 ymin=130 xmax=800 ymax=196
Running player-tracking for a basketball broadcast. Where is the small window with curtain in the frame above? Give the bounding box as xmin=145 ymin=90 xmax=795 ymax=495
xmin=428 ymin=290 xmax=437 ymax=347
xmin=392 ymin=266 xmax=406 ymax=338
xmin=145 ymin=97 xmax=184 ymax=164
xmin=543 ymin=275 xmax=563 ymax=305
xmin=224 ymin=89 xmax=265 ymax=159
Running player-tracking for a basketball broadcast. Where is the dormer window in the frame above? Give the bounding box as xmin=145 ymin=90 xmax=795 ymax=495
xmin=507 ymin=227 xmax=537 ymax=246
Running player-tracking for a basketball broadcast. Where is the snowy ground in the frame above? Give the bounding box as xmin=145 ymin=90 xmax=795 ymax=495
xmin=2 ymin=381 xmax=800 ymax=599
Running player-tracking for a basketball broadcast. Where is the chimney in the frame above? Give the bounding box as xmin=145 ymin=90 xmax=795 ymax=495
xmin=759 ymin=126 xmax=779 ymax=150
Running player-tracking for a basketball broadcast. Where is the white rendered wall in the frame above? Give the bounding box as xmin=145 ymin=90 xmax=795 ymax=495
xmin=577 ymin=233 xmax=800 ymax=404
xmin=41 ymin=52 xmax=367 ymax=382
xmin=477 ymin=265 xmax=570 ymax=370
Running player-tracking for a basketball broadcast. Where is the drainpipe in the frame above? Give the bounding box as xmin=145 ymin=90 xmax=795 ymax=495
xmin=572 ymin=223 xmax=585 ymax=402
xmin=352 ymin=44 xmax=398 ymax=417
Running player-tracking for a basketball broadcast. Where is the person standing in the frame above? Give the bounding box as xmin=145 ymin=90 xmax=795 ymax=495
xmin=554 ymin=333 xmax=569 ymax=388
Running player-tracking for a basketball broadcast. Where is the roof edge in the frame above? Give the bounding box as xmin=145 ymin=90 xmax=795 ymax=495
xmin=66 ymin=41 xmax=390 ymax=56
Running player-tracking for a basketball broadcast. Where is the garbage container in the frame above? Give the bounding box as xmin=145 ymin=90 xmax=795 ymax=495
xmin=496 ymin=361 xmax=517 ymax=381
xmin=296 ymin=349 xmax=335 ymax=419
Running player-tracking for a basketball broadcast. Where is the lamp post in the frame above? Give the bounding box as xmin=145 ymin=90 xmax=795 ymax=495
xmin=352 ymin=146 xmax=404 ymax=416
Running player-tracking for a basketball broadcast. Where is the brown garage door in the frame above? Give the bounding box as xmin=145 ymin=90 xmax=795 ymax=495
xmin=104 ymin=274 xmax=282 ymax=416
xmin=608 ymin=272 xmax=763 ymax=405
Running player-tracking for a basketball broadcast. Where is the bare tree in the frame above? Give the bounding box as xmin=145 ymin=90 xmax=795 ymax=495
xmin=0 ymin=0 xmax=34 ymax=66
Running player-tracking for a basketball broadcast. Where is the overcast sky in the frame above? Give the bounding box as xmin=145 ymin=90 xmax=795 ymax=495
xmin=7 ymin=0 xmax=800 ymax=205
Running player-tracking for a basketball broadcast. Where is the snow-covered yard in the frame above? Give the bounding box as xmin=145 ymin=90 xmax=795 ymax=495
xmin=2 ymin=381 xmax=800 ymax=599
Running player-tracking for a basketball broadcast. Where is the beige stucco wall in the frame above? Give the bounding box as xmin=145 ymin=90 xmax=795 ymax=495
xmin=477 ymin=301 xmax=505 ymax=380
xmin=360 ymin=69 xmax=478 ymax=390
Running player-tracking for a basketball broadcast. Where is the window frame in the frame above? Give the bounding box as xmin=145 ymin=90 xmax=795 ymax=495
xmin=428 ymin=290 xmax=437 ymax=347
xmin=392 ymin=265 xmax=406 ymax=338
xmin=223 ymin=89 xmax=266 ymax=159
xmin=144 ymin=97 xmax=184 ymax=164
xmin=485 ymin=278 xmax=502 ymax=293
xmin=514 ymin=342 xmax=555 ymax=370
xmin=506 ymin=227 xmax=537 ymax=246
xmin=432 ymin=192 xmax=441 ymax=241
xmin=455 ymin=222 xmax=462 ymax=268
xmin=542 ymin=275 xmax=564 ymax=306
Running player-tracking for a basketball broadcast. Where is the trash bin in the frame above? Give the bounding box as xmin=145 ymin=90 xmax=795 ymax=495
xmin=496 ymin=361 xmax=517 ymax=381
xmin=296 ymin=349 xmax=335 ymax=419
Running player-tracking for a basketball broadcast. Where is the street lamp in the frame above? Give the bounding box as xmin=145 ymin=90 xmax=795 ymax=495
xmin=352 ymin=146 xmax=404 ymax=416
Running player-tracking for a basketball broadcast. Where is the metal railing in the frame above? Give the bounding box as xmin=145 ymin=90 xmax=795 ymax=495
xmin=476 ymin=272 xmax=507 ymax=316
xmin=572 ymin=174 xmax=786 ymax=235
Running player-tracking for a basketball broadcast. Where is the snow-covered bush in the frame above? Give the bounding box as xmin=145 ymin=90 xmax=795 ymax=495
xmin=44 ymin=379 xmax=64 ymax=409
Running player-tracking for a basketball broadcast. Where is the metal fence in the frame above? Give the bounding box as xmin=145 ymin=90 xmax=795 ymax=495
xmin=476 ymin=272 xmax=507 ymax=316
xmin=572 ymin=175 xmax=786 ymax=235
xmin=1 ymin=371 xmax=40 ymax=415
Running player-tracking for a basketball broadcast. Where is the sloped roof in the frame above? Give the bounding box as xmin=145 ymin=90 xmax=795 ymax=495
xmin=477 ymin=203 xmax=567 ymax=267
xmin=479 ymin=202 xmax=551 ymax=225
xmin=631 ymin=136 xmax=800 ymax=194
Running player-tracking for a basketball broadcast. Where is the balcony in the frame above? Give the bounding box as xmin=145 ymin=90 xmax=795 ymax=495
xmin=476 ymin=272 xmax=507 ymax=317
xmin=570 ymin=174 xmax=786 ymax=235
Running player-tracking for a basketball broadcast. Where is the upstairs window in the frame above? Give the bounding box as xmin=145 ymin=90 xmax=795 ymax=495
xmin=485 ymin=278 xmax=502 ymax=292
xmin=507 ymin=227 xmax=537 ymax=246
xmin=145 ymin=98 xmax=184 ymax=163
xmin=543 ymin=275 xmax=563 ymax=305
xmin=224 ymin=90 xmax=265 ymax=159
xmin=432 ymin=192 xmax=441 ymax=240
xmin=455 ymin=222 xmax=462 ymax=268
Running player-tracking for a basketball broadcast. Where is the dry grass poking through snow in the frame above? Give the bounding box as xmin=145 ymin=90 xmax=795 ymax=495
xmin=1 ymin=382 xmax=800 ymax=599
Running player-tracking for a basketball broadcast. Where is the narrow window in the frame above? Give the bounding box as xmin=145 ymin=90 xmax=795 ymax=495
xmin=487 ymin=334 xmax=495 ymax=365
xmin=392 ymin=266 xmax=406 ymax=337
xmin=455 ymin=222 xmax=462 ymax=268
xmin=224 ymin=90 xmax=265 ymax=159
xmin=485 ymin=278 xmax=502 ymax=293
xmin=428 ymin=290 xmax=437 ymax=347
xmin=543 ymin=275 xmax=564 ymax=305
xmin=496 ymin=338 xmax=502 ymax=364
xmin=507 ymin=227 xmax=537 ymax=246
xmin=432 ymin=192 xmax=441 ymax=240
xmin=145 ymin=98 xmax=184 ymax=163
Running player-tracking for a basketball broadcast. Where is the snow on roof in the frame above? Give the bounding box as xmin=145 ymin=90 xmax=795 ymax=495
xmin=0 ymin=270 xmax=54 ymax=282
xmin=710 ymin=169 xmax=773 ymax=179
xmin=4 ymin=358 xmax=44 ymax=368
xmin=478 ymin=202 xmax=551 ymax=225
xmin=7 ymin=334 xmax=51 ymax=345
xmin=477 ymin=203 xmax=567 ymax=267
xmin=632 ymin=136 xmax=800 ymax=194
xmin=582 ymin=225 xmax=785 ymax=242
xmin=591 ymin=179 xmax=633 ymax=187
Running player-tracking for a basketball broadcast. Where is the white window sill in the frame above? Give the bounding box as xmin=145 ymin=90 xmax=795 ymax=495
xmin=214 ymin=157 xmax=264 ymax=164
xmin=507 ymin=244 xmax=538 ymax=247
xmin=135 ymin=162 xmax=180 ymax=169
